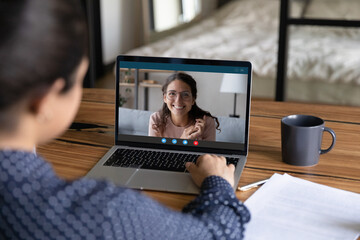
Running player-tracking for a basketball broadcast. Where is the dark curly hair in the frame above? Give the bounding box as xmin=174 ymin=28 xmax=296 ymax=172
xmin=153 ymin=72 xmax=220 ymax=135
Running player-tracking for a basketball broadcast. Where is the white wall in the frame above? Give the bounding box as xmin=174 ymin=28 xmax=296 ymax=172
xmin=100 ymin=0 xmax=121 ymax=65
xmin=191 ymin=72 xmax=248 ymax=118
xmin=100 ymin=0 xmax=143 ymax=65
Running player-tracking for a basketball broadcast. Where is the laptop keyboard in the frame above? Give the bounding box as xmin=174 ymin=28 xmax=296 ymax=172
xmin=103 ymin=149 xmax=239 ymax=172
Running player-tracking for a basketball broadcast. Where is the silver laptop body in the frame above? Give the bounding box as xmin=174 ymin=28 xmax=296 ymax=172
xmin=86 ymin=55 xmax=252 ymax=194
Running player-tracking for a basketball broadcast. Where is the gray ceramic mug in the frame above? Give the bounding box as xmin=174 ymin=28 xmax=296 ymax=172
xmin=281 ymin=115 xmax=336 ymax=166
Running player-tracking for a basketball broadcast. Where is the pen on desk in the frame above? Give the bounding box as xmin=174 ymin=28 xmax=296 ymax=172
xmin=238 ymin=178 xmax=269 ymax=191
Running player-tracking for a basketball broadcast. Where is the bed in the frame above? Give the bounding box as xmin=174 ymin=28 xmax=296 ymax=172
xmin=126 ymin=0 xmax=360 ymax=106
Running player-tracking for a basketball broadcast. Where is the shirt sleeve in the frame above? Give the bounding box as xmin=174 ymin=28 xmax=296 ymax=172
xmin=91 ymin=176 xmax=250 ymax=239
xmin=1 ymin=173 xmax=250 ymax=240
xmin=182 ymin=176 xmax=251 ymax=239
xmin=0 ymin=151 xmax=250 ymax=240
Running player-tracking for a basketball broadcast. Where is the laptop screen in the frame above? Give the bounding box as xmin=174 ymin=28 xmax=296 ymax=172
xmin=116 ymin=55 xmax=251 ymax=155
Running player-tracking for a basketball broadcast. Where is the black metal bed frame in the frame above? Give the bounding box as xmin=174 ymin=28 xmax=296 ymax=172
xmin=276 ymin=0 xmax=360 ymax=101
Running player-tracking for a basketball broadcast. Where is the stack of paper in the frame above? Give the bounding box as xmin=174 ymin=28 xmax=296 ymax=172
xmin=244 ymin=174 xmax=360 ymax=240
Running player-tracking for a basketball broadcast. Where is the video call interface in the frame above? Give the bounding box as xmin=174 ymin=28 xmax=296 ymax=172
xmin=117 ymin=59 xmax=250 ymax=151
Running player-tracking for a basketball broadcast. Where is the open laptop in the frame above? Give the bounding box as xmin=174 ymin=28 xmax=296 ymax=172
xmin=86 ymin=55 xmax=252 ymax=194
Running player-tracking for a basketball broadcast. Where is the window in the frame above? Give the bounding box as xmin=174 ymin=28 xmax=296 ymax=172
xmin=151 ymin=0 xmax=201 ymax=32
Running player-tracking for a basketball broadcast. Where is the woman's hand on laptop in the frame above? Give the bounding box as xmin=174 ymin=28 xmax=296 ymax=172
xmin=185 ymin=154 xmax=235 ymax=187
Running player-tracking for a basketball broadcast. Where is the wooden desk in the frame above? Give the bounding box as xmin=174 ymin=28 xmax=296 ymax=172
xmin=37 ymin=88 xmax=360 ymax=210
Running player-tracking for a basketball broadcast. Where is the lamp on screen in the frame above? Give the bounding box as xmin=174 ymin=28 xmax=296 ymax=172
xmin=220 ymin=73 xmax=247 ymax=118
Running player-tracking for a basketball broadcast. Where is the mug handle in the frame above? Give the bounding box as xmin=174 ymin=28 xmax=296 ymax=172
xmin=320 ymin=127 xmax=336 ymax=154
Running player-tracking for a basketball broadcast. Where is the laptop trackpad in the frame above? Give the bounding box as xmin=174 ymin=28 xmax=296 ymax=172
xmin=126 ymin=169 xmax=199 ymax=194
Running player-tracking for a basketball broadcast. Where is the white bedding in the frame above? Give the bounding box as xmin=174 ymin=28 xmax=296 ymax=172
xmin=127 ymin=0 xmax=360 ymax=85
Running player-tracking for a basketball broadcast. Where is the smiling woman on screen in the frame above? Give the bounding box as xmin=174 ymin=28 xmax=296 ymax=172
xmin=149 ymin=72 xmax=220 ymax=141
